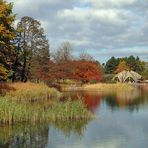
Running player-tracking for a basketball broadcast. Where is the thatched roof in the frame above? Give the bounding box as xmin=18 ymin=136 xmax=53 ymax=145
xmin=113 ymin=70 xmax=142 ymax=83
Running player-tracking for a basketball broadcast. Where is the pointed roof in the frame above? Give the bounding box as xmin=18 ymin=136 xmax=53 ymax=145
xmin=113 ymin=70 xmax=142 ymax=82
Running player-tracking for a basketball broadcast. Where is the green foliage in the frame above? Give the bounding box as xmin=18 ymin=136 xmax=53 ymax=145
xmin=126 ymin=56 xmax=145 ymax=73
xmin=105 ymin=57 xmax=119 ymax=74
xmin=105 ymin=56 xmax=145 ymax=74
xmin=142 ymin=69 xmax=148 ymax=79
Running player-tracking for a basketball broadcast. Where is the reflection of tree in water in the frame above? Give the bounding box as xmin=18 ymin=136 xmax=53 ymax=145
xmin=104 ymin=88 xmax=147 ymax=112
xmin=0 ymin=123 xmax=49 ymax=148
xmin=140 ymin=84 xmax=148 ymax=94
xmin=104 ymin=95 xmax=118 ymax=111
xmin=63 ymin=91 xmax=101 ymax=113
xmin=49 ymin=119 xmax=91 ymax=138
xmin=83 ymin=93 xmax=101 ymax=113
xmin=63 ymin=87 xmax=148 ymax=113
xmin=0 ymin=119 xmax=91 ymax=147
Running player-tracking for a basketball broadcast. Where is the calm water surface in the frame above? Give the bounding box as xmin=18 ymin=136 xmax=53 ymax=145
xmin=0 ymin=85 xmax=148 ymax=148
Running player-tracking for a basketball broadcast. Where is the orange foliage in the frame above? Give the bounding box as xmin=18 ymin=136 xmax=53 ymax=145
xmin=73 ymin=61 xmax=102 ymax=83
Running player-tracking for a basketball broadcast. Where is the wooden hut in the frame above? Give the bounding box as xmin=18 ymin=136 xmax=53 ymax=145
xmin=113 ymin=70 xmax=142 ymax=83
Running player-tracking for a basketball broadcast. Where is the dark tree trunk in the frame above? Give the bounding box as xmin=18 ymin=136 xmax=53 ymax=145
xmin=21 ymin=50 xmax=27 ymax=82
xmin=12 ymin=44 xmax=20 ymax=82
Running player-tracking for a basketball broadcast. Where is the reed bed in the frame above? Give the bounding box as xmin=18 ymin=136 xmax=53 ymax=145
xmin=83 ymin=83 xmax=136 ymax=92
xmin=46 ymin=98 xmax=93 ymax=121
xmin=0 ymin=97 xmax=93 ymax=125
xmin=0 ymin=82 xmax=93 ymax=125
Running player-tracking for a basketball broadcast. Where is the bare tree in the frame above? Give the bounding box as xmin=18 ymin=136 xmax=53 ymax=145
xmin=79 ymin=52 xmax=94 ymax=61
xmin=52 ymin=41 xmax=73 ymax=63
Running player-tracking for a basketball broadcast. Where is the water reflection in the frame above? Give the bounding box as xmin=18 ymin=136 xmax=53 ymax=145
xmin=0 ymin=85 xmax=148 ymax=148
xmin=0 ymin=124 xmax=49 ymax=148
xmin=0 ymin=119 xmax=90 ymax=147
xmin=49 ymin=119 xmax=90 ymax=138
xmin=63 ymin=85 xmax=148 ymax=113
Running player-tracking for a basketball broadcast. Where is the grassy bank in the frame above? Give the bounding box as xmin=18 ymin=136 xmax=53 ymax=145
xmin=0 ymin=82 xmax=93 ymax=125
xmin=82 ymin=83 xmax=136 ymax=92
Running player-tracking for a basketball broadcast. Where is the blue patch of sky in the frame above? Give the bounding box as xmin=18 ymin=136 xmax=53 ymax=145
xmin=75 ymin=1 xmax=91 ymax=9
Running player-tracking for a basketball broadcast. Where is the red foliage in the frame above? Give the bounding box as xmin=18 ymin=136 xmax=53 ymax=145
xmin=83 ymin=93 xmax=101 ymax=113
xmin=73 ymin=61 xmax=102 ymax=83
xmin=37 ymin=60 xmax=102 ymax=83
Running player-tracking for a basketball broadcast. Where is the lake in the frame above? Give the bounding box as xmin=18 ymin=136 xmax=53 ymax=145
xmin=0 ymin=85 xmax=148 ymax=148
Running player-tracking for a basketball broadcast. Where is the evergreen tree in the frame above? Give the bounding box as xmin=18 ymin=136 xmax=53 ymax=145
xmin=105 ymin=57 xmax=119 ymax=74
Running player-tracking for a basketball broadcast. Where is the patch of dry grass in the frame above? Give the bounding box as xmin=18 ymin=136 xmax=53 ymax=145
xmin=83 ymin=83 xmax=136 ymax=92
xmin=7 ymin=82 xmax=61 ymax=102
xmin=0 ymin=83 xmax=15 ymax=96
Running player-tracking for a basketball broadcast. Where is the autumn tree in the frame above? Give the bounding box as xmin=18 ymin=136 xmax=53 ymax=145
xmin=16 ymin=16 xmax=50 ymax=82
xmin=0 ymin=0 xmax=16 ymax=80
xmin=44 ymin=61 xmax=74 ymax=83
xmin=29 ymin=37 xmax=50 ymax=82
xmin=73 ymin=61 xmax=102 ymax=83
xmin=115 ymin=60 xmax=129 ymax=73
xmin=0 ymin=64 xmax=8 ymax=81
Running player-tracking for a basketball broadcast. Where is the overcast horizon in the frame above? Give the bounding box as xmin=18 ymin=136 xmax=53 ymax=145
xmin=8 ymin=0 xmax=148 ymax=63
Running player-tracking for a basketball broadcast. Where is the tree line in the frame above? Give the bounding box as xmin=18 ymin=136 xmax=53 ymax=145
xmin=104 ymin=56 xmax=145 ymax=74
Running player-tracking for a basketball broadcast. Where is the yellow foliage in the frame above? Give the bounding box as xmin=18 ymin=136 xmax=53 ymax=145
xmin=0 ymin=64 xmax=8 ymax=81
xmin=115 ymin=60 xmax=129 ymax=74
xmin=0 ymin=0 xmax=15 ymax=40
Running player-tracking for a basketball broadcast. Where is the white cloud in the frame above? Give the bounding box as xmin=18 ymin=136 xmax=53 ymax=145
xmin=7 ymin=0 xmax=148 ymax=62
xmin=57 ymin=8 xmax=127 ymax=25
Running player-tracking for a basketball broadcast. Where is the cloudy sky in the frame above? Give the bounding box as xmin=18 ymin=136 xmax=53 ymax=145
xmin=7 ymin=0 xmax=148 ymax=63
